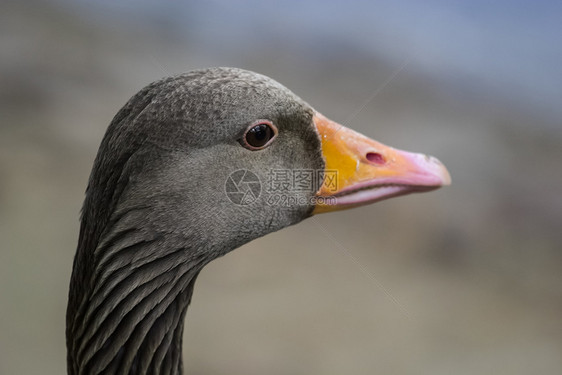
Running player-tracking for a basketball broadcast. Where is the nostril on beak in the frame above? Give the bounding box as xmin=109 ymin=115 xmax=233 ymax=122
xmin=366 ymin=152 xmax=385 ymax=165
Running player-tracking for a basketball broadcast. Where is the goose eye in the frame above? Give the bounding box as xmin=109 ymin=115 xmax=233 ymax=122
xmin=242 ymin=121 xmax=277 ymax=150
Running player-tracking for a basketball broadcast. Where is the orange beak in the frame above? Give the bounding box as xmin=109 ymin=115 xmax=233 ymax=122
xmin=313 ymin=113 xmax=451 ymax=214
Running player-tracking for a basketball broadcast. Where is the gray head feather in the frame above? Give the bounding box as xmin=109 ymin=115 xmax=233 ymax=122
xmin=67 ymin=68 xmax=325 ymax=374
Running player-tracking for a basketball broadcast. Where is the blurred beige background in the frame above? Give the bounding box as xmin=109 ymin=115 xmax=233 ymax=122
xmin=1 ymin=1 xmax=561 ymax=374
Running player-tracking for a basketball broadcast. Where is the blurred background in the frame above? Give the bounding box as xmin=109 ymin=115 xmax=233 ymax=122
xmin=1 ymin=0 xmax=561 ymax=374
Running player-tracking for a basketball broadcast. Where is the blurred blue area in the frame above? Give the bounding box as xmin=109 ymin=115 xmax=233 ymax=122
xmin=63 ymin=0 xmax=562 ymax=123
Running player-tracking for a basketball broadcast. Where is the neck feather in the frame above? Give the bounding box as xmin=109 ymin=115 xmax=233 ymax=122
xmin=67 ymin=207 xmax=205 ymax=375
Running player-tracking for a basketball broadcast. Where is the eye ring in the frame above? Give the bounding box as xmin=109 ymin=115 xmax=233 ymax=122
xmin=240 ymin=120 xmax=278 ymax=150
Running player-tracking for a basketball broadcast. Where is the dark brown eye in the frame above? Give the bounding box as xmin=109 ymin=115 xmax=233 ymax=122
xmin=242 ymin=121 xmax=277 ymax=150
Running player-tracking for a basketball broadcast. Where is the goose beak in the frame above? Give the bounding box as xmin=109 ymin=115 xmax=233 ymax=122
xmin=312 ymin=113 xmax=451 ymax=214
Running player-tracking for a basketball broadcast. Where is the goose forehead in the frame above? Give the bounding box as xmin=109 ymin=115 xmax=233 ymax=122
xmin=150 ymin=68 xmax=300 ymax=108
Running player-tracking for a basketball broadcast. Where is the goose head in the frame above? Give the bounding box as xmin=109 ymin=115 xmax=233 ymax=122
xmin=67 ymin=67 xmax=450 ymax=374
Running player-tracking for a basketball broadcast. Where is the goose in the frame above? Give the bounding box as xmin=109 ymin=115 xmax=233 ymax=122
xmin=66 ymin=67 xmax=450 ymax=374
